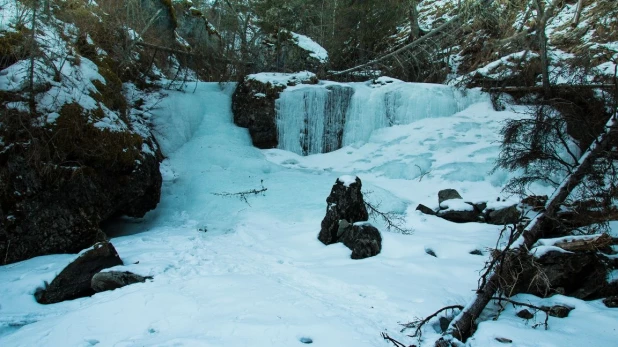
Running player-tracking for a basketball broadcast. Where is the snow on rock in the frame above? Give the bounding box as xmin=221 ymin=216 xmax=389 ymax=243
xmin=291 ymin=32 xmax=329 ymax=63
xmin=338 ymin=175 xmax=358 ymax=187
xmin=246 ymin=71 xmax=317 ymax=87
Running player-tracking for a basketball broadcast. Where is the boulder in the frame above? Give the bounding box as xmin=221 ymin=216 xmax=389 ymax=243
xmin=416 ymin=204 xmax=436 ymax=215
xmin=318 ymin=176 xmax=369 ymax=245
xmin=438 ymin=189 xmax=463 ymax=205
xmin=35 ymin=242 xmax=123 ymax=304
xmin=603 ymin=296 xmax=618 ymax=308
xmin=436 ymin=200 xmax=482 ymax=223
xmin=232 ymin=72 xmax=319 ymax=149
xmin=337 ymin=220 xmax=382 ymax=259
xmin=91 ymin=271 xmax=151 ymax=293
xmin=487 ymin=205 xmax=521 ymax=225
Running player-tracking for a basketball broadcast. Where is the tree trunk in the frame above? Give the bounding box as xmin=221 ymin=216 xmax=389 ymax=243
xmin=28 ymin=1 xmax=38 ymax=115
xmin=409 ymin=0 xmax=420 ymax=41
xmin=572 ymin=0 xmax=584 ymax=27
xmin=440 ymin=113 xmax=618 ymax=345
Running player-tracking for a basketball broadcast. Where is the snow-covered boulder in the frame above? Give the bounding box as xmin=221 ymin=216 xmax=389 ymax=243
xmin=35 ymin=242 xmax=123 ymax=304
xmin=232 ymin=72 xmax=318 ymax=149
xmin=91 ymin=271 xmax=151 ymax=293
xmin=318 ymin=176 xmax=370 ymax=245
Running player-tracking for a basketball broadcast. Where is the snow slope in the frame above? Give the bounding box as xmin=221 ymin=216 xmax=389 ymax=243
xmin=1 ymin=82 xmax=617 ymax=346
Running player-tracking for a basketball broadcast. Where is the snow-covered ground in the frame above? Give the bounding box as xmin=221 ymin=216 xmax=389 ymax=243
xmin=1 ymin=82 xmax=617 ymax=346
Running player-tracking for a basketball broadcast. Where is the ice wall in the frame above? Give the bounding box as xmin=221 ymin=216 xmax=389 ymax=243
xmin=275 ymin=79 xmax=488 ymax=155
xmin=276 ymin=84 xmax=354 ymax=155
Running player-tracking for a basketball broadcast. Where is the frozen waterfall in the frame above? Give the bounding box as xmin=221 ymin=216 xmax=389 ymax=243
xmin=275 ymin=79 xmax=489 ymax=155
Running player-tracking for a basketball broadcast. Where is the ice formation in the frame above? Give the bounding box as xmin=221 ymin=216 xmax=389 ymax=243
xmin=275 ymin=80 xmax=489 ymax=155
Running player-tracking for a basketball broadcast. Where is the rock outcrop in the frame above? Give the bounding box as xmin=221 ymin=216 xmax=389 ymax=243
xmin=35 ymin=242 xmax=123 ymax=304
xmin=0 ymin=107 xmax=162 ymax=264
xmin=91 ymin=271 xmax=151 ymax=293
xmin=232 ymin=72 xmax=319 ymax=149
xmin=318 ymin=176 xmax=369 ymax=245
xmin=318 ymin=176 xmax=381 ymax=259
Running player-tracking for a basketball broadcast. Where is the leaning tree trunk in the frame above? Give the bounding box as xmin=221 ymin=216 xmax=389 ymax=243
xmin=438 ymin=113 xmax=618 ymax=346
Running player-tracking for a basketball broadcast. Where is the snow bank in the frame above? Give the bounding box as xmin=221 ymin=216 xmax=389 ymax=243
xmin=246 ymin=71 xmax=316 ymax=87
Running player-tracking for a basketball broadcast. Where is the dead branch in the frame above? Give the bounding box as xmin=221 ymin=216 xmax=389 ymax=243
xmin=212 ymin=182 xmax=267 ymax=205
xmin=401 ymin=305 xmax=464 ymax=340
xmin=364 ymin=200 xmax=413 ymax=234
xmin=381 ymin=332 xmax=411 ymax=347
xmin=491 ymin=296 xmax=550 ymax=330
xmin=486 ymin=84 xmax=616 ymax=93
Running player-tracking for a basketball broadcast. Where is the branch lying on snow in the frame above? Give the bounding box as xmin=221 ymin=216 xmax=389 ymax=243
xmin=212 ymin=181 xmax=267 ymax=205
xmin=364 ymin=200 xmax=413 ymax=235
xmin=381 ymin=332 xmax=413 ymax=347
xmin=401 ymin=305 xmax=464 ymax=342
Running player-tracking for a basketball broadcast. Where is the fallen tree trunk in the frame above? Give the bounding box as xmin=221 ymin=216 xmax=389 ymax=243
xmin=486 ymin=84 xmax=616 ymax=93
xmin=439 ymin=113 xmax=618 ymax=345
xmin=553 ymin=233 xmax=612 ymax=252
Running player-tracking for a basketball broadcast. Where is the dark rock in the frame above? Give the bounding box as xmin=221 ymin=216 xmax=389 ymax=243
xmin=425 ymin=248 xmax=437 ymax=257
xmin=416 ymin=204 xmax=436 ymax=215
xmin=337 ymin=220 xmax=382 ymax=259
xmin=232 ymin=73 xmax=319 ymax=149
xmin=473 ymin=202 xmax=487 ymax=213
xmin=35 ymin=242 xmax=123 ymax=304
xmin=603 ymin=296 xmax=618 ymax=308
xmin=469 ymin=249 xmax=484 ymax=256
xmin=546 ymin=305 xmax=573 ymax=318
xmin=438 ymin=189 xmax=463 ymax=205
xmin=495 ymin=337 xmax=513 ymax=344
xmin=439 ymin=316 xmax=451 ymax=332
xmin=507 ymin=250 xmax=617 ymax=300
xmin=516 ymin=309 xmax=534 ymax=319
xmin=437 ymin=207 xmax=481 ymax=223
xmin=487 ymin=205 xmax=521 ymax=225
xmin=0 ymin=119 xmax=162 ymax=265
xmin=91 ymin=271 xmax=151 ymax=293
xmin=318 ymin=176 xmax=369 ymax=245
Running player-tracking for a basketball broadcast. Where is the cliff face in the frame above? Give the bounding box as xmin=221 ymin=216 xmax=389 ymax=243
xmin=0 ymin=0 xmax=176 ymax=264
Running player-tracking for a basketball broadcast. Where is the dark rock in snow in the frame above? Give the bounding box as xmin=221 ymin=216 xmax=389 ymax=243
xmin=425 ymin=248 xmax=437 ymax=257
xmin=469 ymin=249 xmax=484 ymax=256
xmin=416 ymin=204 xmax=436 ymax=215
xmin=438 ymin=189 xmax=463 ymax=205
xmin=232 ymin=73 xmax=319 ymax=149
xmin=318 ymin=176 xmax=369 ymax=245
xmin=487 ymin=205 xmax=521 ymax=225
xmin=545 ymin=305 xmax=573 ymax=318
xmin=437 ymin=206 xmax=481 ymax=223
xmin=35 ymin=241 xmax=123 ymax=304
xmin=516 ymin=309 xmax=534 ymax=320
xmin=337 ymin=220 xmax=382 ymax=259
xmin=91 ymin=271 xmax=151 ymax=293
xmin=603 ymin=296 xmax=618 ymax=308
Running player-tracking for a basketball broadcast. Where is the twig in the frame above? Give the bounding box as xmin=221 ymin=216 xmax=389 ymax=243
xmin=212 ymin=182 xmax=267 ymax=206
xmin=364 ymin=200 xmax=413 ymax=234
xmin=380 ymin=332 xmax=411 ymax=347
xmin=401 ymin=305 xmax=464 ymax=340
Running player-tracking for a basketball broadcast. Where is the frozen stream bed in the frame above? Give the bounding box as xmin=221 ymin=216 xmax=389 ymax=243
xmin=1 ymin=82 xmax=617 ymax=347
